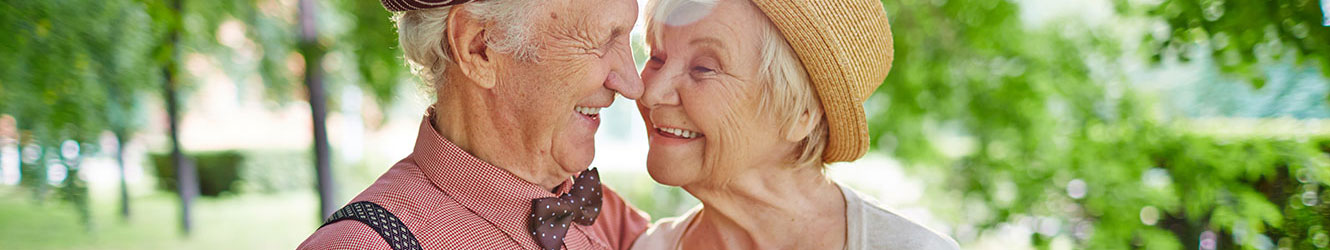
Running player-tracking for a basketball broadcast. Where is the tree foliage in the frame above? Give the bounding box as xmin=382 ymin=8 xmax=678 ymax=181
xmin=873 ymin=0 xmax=1330 ymax=249
xmin=1 ymin=0 xmax=158 ymax=144
xmin=0 ymin=0 xmax=163 ymax=229
xmin=1118 ymin=0 xmax=1330 ymax=89
xmin=1 ymin=0 xmax=416 ymax=230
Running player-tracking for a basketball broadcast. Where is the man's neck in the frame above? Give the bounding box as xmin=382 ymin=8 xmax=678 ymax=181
xmin=430 ymin=83 xmax=574 ymax=190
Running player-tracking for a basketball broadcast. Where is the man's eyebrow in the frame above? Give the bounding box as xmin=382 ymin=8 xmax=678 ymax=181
xmin=596 ymin=26 xmax=627 ymax=52
xmin=607 ymin=26 xmax=626 ymax=43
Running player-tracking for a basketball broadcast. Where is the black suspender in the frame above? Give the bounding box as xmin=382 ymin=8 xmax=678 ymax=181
xmin=321 ymin=201 xmax=423 ymax=250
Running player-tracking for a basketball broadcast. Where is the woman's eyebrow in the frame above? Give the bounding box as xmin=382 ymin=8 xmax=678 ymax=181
xmin=689 ymin=37 xmax=726 ymax=50
xmin=688 ymin=37 xmax=730 ymax=70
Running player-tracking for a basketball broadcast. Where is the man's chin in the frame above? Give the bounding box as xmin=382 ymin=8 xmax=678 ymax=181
xmin=551 ymin=126 xmax=597 ymax=173
xmin=553 ymin=146 xmax=596 ymax=174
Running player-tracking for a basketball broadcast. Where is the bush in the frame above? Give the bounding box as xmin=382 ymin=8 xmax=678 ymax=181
xmin=150 ymin=151 xmax=244 ymax=197
xmin=235 ymin=150 xmax=312 ymax=194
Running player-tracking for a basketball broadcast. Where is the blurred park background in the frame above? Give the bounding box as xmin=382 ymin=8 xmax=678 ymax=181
xmin=2 ymin=0 xmax=1330 ymax=249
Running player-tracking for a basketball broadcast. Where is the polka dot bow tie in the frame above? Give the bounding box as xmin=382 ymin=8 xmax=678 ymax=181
xmin=528 ymin=168 xmax=603 ymax=250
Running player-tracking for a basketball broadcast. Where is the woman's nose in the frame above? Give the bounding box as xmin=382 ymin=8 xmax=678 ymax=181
xmin=639 ymin=68 xmax=681 ymax=108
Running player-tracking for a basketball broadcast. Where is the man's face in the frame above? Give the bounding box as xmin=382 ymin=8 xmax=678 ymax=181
xmin=487 ymin=0 xmax=641 ymax=174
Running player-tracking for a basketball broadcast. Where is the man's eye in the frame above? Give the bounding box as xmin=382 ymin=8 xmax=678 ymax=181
xmin=598 ymin=39 xmax=615 ymax=56
xmin=692 ymin=66 xmax=716 ymax=74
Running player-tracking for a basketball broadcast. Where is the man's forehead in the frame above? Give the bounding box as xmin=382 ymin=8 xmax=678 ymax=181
xmin=540 ymin=0 xmax=638 ymax=33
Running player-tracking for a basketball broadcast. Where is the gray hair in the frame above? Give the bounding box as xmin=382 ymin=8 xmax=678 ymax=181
xmin=394 ymin=0 xmax=543 ymax=89
xmin=645 ymin=0 xmax=829 ymax=167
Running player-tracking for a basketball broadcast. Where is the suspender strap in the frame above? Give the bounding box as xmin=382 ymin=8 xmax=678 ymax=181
xmin=321 ymin=201 xmax=423 ymax=250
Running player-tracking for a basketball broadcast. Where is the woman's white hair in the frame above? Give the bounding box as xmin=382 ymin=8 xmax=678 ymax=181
xmin=394 ymin=0 xmax=543 ymax=89
xmin=645 ymin=0 xmax=829 ymax=167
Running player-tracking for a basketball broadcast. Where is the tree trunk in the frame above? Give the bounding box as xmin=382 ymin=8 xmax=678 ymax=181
xmin=165 ymin=65 xmax=198 ymax=236
xmin=30 ymin=142 xmax=48 ymax=202
xmin=299 ymin=0 xmax=337 ymax=219
xmin=59 ymin=148 xmax=92 ymax=231
xmin=13 ymin=129 xmax=44 ymax=201
xmin=115 ymin=131 xmax=131 ymax=221
xmin=164 ymin=0 xmax=197 ymax=235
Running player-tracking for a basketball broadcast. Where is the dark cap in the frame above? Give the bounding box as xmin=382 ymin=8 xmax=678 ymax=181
xmin=381 ymin=0 xmax=477 ymax=12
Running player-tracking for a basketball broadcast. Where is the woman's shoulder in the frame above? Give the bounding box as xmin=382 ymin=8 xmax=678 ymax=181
xmin=839 ymin=184 xmax=961 ymax=250
xmin=629 ymin=206 xmax=702 ymax=250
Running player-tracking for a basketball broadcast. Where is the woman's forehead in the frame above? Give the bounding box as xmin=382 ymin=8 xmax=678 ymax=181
xmin=648 ymin=0 xmax=766 ymax=50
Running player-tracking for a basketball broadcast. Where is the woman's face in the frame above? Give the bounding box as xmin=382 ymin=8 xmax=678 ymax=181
xmin=637 ymin=0 xmax=792 ymax=187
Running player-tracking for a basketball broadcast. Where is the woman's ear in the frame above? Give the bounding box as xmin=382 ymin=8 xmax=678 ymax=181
xmin=446 ymin=8 xmax=497 ymax=89
xmin=783 ymin=109 xmax=819 ymax=143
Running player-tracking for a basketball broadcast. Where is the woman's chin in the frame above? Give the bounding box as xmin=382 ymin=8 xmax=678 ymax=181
xmin=645 ymin=155 xmax=699 ymax=187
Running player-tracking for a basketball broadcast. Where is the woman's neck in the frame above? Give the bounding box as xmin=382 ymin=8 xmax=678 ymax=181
xmin=680 ymin=163 xmax=848 ymax=250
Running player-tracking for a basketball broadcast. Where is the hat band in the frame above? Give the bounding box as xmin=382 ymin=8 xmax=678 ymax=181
xmin=381 ymin=0 xmax=477 ymax=12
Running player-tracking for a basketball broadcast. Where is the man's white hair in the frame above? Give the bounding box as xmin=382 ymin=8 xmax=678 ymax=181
xmin=394 ymin=0 xmax=543 ymax=88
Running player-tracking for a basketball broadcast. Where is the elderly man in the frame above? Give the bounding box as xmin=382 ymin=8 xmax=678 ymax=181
xmin=296 ymin=0 xmax=648 ymax=249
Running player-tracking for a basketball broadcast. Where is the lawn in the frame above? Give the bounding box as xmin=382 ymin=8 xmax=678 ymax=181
xmin=0 ymin=187 xmax=319 ymax=250
xmin=0 ymin=168 xmax=698 ymax=249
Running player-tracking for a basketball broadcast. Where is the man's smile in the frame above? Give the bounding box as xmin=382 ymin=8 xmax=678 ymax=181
xmin=574 ymin=106 xmax=603 ymax=120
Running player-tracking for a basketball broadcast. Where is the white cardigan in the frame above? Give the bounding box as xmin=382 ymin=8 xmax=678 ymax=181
xmin=630 ymin=183 xmax=960 ymax=250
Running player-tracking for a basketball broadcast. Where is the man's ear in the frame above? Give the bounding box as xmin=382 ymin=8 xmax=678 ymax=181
xmin=783 ymin=109 xmax=819 ymax=143
xmin=446 ymin=8 xmax=497 ymax=89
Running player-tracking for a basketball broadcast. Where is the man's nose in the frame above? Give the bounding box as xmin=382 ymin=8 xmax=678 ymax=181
xmin=605 ymin=49 xmax=644 ymax=100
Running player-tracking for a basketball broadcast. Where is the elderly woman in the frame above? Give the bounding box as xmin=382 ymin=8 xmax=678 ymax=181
xmin=630 ymin=0 xmax=959 ymax=249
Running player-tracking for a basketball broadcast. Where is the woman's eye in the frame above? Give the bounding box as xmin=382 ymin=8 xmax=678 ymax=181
xmin=647 ymin=56 xmax=664 ymax=69
xmin=692 ymin=66 xmax=716 ymax=75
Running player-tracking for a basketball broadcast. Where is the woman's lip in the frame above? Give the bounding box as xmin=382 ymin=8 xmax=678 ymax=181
xmin=654 ymin=127 xmax=702 ymax=139
xmin=652 ymin=128 xmax=704 ymax=143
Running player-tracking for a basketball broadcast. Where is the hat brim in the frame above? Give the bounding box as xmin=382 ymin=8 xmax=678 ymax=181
xmin=818 ymin=79 xmax=871 ymax=163
xmin=749 ymin=0 xmax=891 ymax=163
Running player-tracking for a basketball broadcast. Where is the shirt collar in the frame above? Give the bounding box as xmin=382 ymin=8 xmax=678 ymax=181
xmin=410 ymin=107 xmax=601 ymax=249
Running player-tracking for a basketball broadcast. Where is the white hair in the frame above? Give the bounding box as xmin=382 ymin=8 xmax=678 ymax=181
xmin=758 ymin=17 xmax=829 ymax=168
xmin=394 ymin=0 xmax=543 ymax=89
xmin=645 ymin=0 xmax=829 ymax=167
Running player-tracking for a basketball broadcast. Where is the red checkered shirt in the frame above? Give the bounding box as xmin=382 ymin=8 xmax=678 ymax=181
xmin=297 ymin=110 xmax=650 ymax=250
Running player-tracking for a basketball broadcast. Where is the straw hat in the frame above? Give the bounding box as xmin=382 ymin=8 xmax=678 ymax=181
xmin=749 ymin=0 xmax=894 ymax=163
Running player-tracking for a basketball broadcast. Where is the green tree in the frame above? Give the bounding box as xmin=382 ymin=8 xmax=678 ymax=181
xmin=0 ymin=0 xmax=436 ymax=235
xmin=119 ymin=0 xmax=416 ymax=226
xmin=1116 ymin=0 xmax=1329 ymax=89
xmin=0 ymin=0 xmax=157 ymax=228
xmin=873 ymin=0 xmax=1329 ymax=249
xmin=241 ymin=0 xmax=416 ymax=219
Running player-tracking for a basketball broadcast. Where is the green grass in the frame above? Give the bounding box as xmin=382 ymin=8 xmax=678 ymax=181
xmin=0 ymin=187 xmax=319 ymax=250
xmin=0 ymin=168 xmax=700 ymax=249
